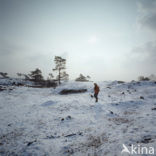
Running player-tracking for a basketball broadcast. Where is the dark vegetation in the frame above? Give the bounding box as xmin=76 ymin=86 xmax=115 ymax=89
xmin=138 ymin=74 xmax=156 ymax=81
xmin=0 ymin=56 xmax=92 ymax=89
xmin=75 ymin=74 xmax=91 ymax=82
xmin=53 ymin=56 xmax=69 ymax=84
xmin=60 ymin=89 xmax=87 ymax=95
xmin=1 ymin=55 xmax=156 ymax=90
xmin=0 ymin=72 xmax=9 ymax=78
xmin=0 ymin=86 xmax=6 ymax=91
xmin=138 ymin=76 xmax=150 ymax=81
xmin=117 ymin=81 xmax=125 ymax=84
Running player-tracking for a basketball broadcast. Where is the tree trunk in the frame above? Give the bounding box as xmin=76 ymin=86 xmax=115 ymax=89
xmin=58 ymin=68 xmax=61 ymax=85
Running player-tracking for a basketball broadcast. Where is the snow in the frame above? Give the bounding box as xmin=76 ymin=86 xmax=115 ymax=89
xmin=41 ymin=101 xmax=57 ymax=107
xmin=0 ymin=80 xmax=156 ymax=156
xmin=0 ymin=78 xmax=34 ymax=86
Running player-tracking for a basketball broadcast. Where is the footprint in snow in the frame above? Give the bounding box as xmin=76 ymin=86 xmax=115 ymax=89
xmin=41 ymin=100 xmax=57 ymax=107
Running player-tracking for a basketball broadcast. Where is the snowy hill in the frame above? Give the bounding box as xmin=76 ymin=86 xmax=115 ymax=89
xmin=0 ymin=80 xmax=156 ymax=156
xmin=0 ymin=78 xmax=34 ymax=86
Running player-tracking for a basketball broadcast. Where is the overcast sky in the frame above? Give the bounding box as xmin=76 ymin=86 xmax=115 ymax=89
xmin=0 ymin=0 xmax=156 ymax=81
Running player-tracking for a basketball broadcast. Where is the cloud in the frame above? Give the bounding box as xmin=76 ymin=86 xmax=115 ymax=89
xmin=137 ymin=0 xmax=156 ymax=13
xmin=131 ymin=41 xmax=156 ymax=62
xmin=0 ymin=40 xmax=24 ymax=56
xmin=126 ymin=1 xmax=156 ymax=77
xmin=138 ymin=13 xmax=156 ymax=31
xmin=137 ymin=0 xmax=156 ymax=31
xmin=0 ymin=41 xmax=54 ymax=77
xmin=135 ymin=0 xmax=156 ymax=68
xmin=125 ymin=41 xmax=156 ymax=77
xmin=123 ymin=40 xmax=156 ymax=80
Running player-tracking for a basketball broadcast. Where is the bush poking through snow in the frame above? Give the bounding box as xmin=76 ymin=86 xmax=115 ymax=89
xmin=137 ymin=135 xmax=155 ymax=144
xmin=0 ymin=86 xmax=6 ymax=91
xmin=59 ymin=89 xmax=87 ymax=95
xmin=87 ymin=136 xmax=102 ymax=148
xmin=140 ymin=96 xmax=144 ymax=100
xmin=108 ymin=117 xmax=130 ymax=125
xmin=117 ymin=81 xmax=125 ymax=84
xmin=151 ymin=107 xmax=156 ymax=110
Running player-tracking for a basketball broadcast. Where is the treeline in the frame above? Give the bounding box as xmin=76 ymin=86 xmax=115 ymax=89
xmin=0 ymin=56 xmax=91 ymax=87
xmin=138 ymin=74 xmax=156 ymax=81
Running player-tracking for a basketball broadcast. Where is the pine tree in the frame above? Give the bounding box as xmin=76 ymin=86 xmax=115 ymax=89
xmin=0 ymin=72 xmax=9 ymax=78
xmin=29 ymin=68 xmax=44 ymax=82
xmin=75 ymin=74 xmax=88 ymax=82
xmin=53 ymin=56 xmax=68 ymax=84
xmin=58 ymin=71 xmax=69 ymax=81
xmin=47 ymin=73 xmax=54 ymax=80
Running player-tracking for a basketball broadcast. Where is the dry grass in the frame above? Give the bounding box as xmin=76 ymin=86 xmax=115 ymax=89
xmin=108 ymin=117 xmax=130 ymax=124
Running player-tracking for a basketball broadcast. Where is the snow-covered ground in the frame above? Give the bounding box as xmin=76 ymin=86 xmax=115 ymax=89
xmin=0 ymin=78 xmax=34 ymax=86
xmin=0 ymin=80 xmax=156 ymax=156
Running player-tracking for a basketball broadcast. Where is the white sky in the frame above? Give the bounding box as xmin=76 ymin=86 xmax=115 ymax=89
xmin=0 ymin=0 xmax=156 ymax=81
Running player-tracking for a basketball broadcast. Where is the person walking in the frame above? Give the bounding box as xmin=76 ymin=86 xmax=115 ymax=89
xmin=94 ymin=83 xmax=100 ymax=102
